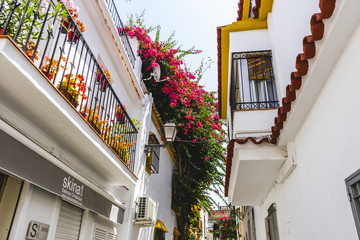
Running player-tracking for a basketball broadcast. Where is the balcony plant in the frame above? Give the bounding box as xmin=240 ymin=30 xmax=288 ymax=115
xmin=57 ymin=73 xmax=87 ymax=108
xmin=67 ymin=19 xmax=85 ymax=44
xmin=96 ymin=66 xmax=112 ymax=92
xmin=25 ymin=39 xmax=40 ymax=61
xmin=81 ymin=105 xmax=105 ymax=134
xmin=41 ymin=56 xmax=68 ymax=80
xmin=102 ymin=122 xmax=136 ymax=165
xmin=114 ymin=104 xmax=126 ymax=123
xmin=59 ymin=0 xmax=79 ymax=33
xmin=0 ymin=0 xmax=68 ymax=44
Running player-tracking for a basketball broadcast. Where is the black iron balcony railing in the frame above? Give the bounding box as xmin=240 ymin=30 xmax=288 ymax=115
xmin=236 ymin=101 xmax=279 ymax=110
xmin=104 ymin=0 xmax=135 ymax=67
xmin=230 ymin=50 xmax=279 ymax=111
xmin=0 ymin=0 xmax=138 ymax=170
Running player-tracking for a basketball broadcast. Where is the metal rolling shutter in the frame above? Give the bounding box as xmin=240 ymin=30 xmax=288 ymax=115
xmin=55 ymin=201 xmax=83 ymax=240
xmin=93 ymin=226 xmax=117 ymax=240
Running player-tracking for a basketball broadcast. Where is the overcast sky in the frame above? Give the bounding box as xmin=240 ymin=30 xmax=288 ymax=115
xmin=116 ymin=0 xmax=239 ymax=92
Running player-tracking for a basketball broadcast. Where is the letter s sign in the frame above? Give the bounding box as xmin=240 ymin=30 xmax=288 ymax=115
xmin=30 ymin=223 xmax=38 ymax=237
xmin=27 ymin=221 xmax=49 ymax=239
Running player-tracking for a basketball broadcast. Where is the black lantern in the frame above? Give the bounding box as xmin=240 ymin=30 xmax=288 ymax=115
xmin=144 ymin=121 xmax=177 ymax=155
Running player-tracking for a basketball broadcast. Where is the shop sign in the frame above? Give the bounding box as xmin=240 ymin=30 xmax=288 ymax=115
xmin=61 ymin=176 xmax=84 ymax=205
xmin=0 ymin=130 xmax=125 ymax=224
xmin=26 ymin=221 xmax=49 ymax=240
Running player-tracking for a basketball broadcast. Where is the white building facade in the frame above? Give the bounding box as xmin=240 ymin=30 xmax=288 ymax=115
xmin=218 ymin=0 xmax=360 ymax=239
xmin=0 ymin=0 xmax=178 ymax=239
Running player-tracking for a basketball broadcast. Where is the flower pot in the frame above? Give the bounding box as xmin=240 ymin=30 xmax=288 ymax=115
xmin=60 ymin=89 xmax=79 ymax=108
xmin=96 ymin=72 xmax=109 ymax=92
xmin=115 ymin=111 xmax=125 ymax=124
xmin=67 ymin=30 xmax=79 ymax=44
xmin=59 ymin=18 xmax=70 ymax=33
xmin=96 ymin=71 xmax=102 ymax=83
xmin=99 ymin=81 xmax=108 ymax=92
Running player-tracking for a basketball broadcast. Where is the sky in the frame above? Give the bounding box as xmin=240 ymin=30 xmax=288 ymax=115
xmin=116 ymin=0 xmax=239 ymax=92
xmin=115 ymin=0 xmax=238 ymax=207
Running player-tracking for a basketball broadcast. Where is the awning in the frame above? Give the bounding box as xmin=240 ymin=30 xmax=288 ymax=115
xmin=173 ymin=227 xmax=181 ymax=236
xmin=0 ymin=130 xmax=125 ymax=223
xmin=155 ymin=220 xmax=168 ymax=232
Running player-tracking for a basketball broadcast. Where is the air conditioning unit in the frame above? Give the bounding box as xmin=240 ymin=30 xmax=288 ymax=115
xmin=134 ymin=196 xmax=156 ymax=225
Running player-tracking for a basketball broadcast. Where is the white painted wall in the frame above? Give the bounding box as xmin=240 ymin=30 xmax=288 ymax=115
xmin=233 ymin=109 xmax=277 ymax=138
xmin=229 ymin=29 xmax=271 ymax=53
xmin=254 ymin=19 xmax=360 ymax=240
xmin=135 ymin=120 xmax=178 ymax=240
xmin=75 ymin=0 xmax=144 ymax=119
xmin=267 ymin=0 xmax=320 ymax=99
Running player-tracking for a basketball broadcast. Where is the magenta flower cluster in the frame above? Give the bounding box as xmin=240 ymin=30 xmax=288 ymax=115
xmin=125 ymin=25 xmax=226 ymax=156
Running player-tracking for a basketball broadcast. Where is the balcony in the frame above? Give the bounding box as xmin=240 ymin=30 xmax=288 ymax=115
xmin=0 ymin=0 xmax=138 ymax=183
xmin=228 ymin=142 xmax=286 ymax=205
xmin=230 ymin=51 xmax=279 ymax=138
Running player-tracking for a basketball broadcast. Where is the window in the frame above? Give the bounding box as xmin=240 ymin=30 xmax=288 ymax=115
xmin=231 ymin=51 xmax=279 ymax=110
xmin=154 ymin=229 xmax=165 ymax=240
xmin=265 ymin=203 xmax=280 ymax=240
xmin=346 ymin=169 xmax=360 ymax=238
xmin=145 ymin=133 xmax=160 ymax=175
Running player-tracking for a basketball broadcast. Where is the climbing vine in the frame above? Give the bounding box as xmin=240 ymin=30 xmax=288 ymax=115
xmin=125 ymin=14 xmax=227 ymax=239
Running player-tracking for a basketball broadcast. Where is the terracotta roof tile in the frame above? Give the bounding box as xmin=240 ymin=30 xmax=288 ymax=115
xmin=225 ymin=0 xmax=337 ymax=197
xmin=270 ymin=0 xmax=336 ymax=143
xmin=237 ymin=0 xmax=244 ymax=21
xmin=253 ymin=0 xmax=261 ymax=19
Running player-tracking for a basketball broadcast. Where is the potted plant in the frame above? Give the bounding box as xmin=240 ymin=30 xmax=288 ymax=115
xmin=101 ymin=121 xmax=136 ymax=165
xmin=115 ymin=104 xmax=126 ymax=123
xmin=0 ymin=0 xmax=68 ymax=43
xmin=41 ymin=56 xmax=68 ymax=80
xmin=25 ymin=39 xmax=40 ymax=61
xmin=112 ymin=139 xmax=135 ymax=165
xmin=59 ymin=0 xmax=79 ymax=33
xmin=81 ymin=105 xmax=104 ymax=134
xmin=57 ymin=73 xmax=87 ymax=108
xmin=67 ymin=19 xmax=85 ymax=44
xmin=96 ymin=66 xmax=112 ymax=92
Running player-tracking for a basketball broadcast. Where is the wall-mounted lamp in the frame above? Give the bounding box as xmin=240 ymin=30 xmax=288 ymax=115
xmin=144 ymin=121 xmax=177 ymax=155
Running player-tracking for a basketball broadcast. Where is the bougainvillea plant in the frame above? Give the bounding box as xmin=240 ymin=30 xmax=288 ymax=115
xmin=125 ymin=14 xmax=227 ymax=239
xmin=211 ymin=216 xmax=237 ymax=239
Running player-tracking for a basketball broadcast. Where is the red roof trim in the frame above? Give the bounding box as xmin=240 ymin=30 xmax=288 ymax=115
xmin=237 ymin=0 xmax=245 ymax=21
xmin=253 ymin=0 xmax=261 ymax=19
xmin=225 ymin=0 xmax=336 ymax=197
xmin=270 ymin=0 xmax=336 ymax=143
xmin=237 ymin=0 xmax=261 ymax=21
